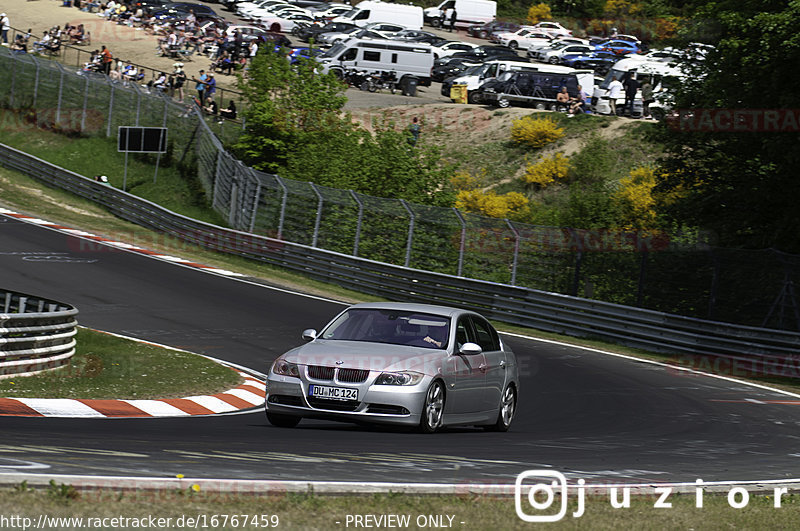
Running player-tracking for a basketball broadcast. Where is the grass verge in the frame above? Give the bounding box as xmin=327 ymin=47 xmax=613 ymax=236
xmin=5 ymin=486 xmax=800 ymax=530
xmin=0 ymin=328 xmax=241 ymax=400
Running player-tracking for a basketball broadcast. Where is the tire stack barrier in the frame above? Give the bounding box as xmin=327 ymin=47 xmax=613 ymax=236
xmin=0 ymin=289 xmax=78 ymax=378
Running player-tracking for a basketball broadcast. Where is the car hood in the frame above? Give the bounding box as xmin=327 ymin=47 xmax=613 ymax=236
xmin=282 ymin=340 xmax=448 ymax=374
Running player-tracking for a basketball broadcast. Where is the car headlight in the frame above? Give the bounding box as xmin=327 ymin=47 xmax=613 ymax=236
xmin=272 ymin=359 xmax=300 ymax=378
xmin=374 ymin=371 xmax=424 ymax=386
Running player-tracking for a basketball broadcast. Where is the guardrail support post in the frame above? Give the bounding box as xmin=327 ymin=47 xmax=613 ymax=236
xmin=400 ymin=200 xmax=415 ymax=269
xmin=33 ymin=57 xmax=40 ymax=109
xmin=9 ymin=53 xmax=16 ymax=108
xmin=310 ymin=183 xmax=324 ymax=248
xmin=506 ymin=219 xmax=520 ymax=285
xmin=637 ymin=250 xmax=648 ymax=306
xmin=453 ymin=208 xmax=466 ymax=277
xmin=56 ymin=69 xmax=65 ymax=126
xmin=350 ymin=191 xmax=364 ymax=257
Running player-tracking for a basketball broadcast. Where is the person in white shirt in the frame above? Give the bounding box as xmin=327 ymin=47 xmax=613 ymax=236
xmin=607 ymin=76 xmax=623 ymax=116
xmin=0 ymin=13 xmax=10 ymax=46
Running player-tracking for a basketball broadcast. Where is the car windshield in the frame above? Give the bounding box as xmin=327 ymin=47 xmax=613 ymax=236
xmin=321 ymin=309 xmax=451 ymax=349
xmin=320 ymin=42 xmax=345 ymax=57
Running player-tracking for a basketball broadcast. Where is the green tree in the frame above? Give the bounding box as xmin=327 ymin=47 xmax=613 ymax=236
xmin=234 ymin=49 xmax=455 ymax=206
xmin=654 ymin=0 xmax=800 ymax=253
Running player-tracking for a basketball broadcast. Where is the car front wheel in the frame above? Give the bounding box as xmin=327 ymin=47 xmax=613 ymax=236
xmin=508 ymin=41 xmax=518 ymax=50
xmin=419 ymin=380 xmax=445 ymax=433
xmin=484 ymin=385 xmax=516 ymax=432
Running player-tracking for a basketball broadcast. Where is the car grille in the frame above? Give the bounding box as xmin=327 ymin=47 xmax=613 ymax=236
xmin=306 ymin=365 xmax=369 ymax=383
xmin=307 ymin=365 xmax=335 ymax=380
xmin=337 ymin=368 xmax=369 ymax=383
xmin=307 ymin=398 xmax=360 ymax=411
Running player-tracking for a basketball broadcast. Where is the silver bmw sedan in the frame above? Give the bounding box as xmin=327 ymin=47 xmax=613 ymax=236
xmin=265 ymin=302 xmax=519 ymax=433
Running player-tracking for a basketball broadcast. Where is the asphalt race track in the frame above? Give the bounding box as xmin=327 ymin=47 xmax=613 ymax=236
xmin=2 ymin=213 xmax=800 ymax=486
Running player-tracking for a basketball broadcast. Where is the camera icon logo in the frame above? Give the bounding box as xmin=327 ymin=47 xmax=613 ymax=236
xmin=515 ymin=470 xmax=568 ymax=522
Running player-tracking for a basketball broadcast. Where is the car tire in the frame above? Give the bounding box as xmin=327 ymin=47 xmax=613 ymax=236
xmin=419 ymin=380 xmax=445 ymax=433
xmin=478 ymin=30 xmax=488 ymax=39
xmin=496 ymin=98 xmax=510 ymax=108
xmin=484 ymin=385 xmax=516 ymax=432
xmin=331 ymin=68 xmax=345 ymax=80
xmin=430 ymin=18 xmax=441 ymax=28
xmin=266 ymin=410 xmax=301 ymax=428
xmin=548 ymin=56 xmax=559 ymax=64
xmin=467 ymin=91 xmax=481 ymax=104
xmin=508 ymin=41 xmax=518 ymax=50
xmin=270 ymin=23 xmax=280 ymax=33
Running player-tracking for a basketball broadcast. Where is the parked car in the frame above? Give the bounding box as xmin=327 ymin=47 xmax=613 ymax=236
xmin=391 ymin=29 xmax=443 ymax=44
xmin=447 ymin=45 xmax=526 ymax=63
xmin=432 ymin=56 xmax=482 ymax=82
xmin=468 ymin=20 xmax=519 ymax=40
xmin=258 ymin=11 xmax=317 ymax=33
xmin=595 ymin=39 xmax=641 ymax=55
xmin=530 ymin=21 xmax=571 ymax=38
xmin=561 ymin=50 xmax=618 ymax=74
xmin=430 ymin=40 xmax=480 ymax=60
xmin=534 ymin=43 xmax=592 ymax=64
xmin=293 ymin=21 xmax=357 ymax=42
xmin=495 ymin=27 xmax=553 ymax=50
xmin=286 ymin=46 xmax=324 ymax=63
xmin=265 ymin=302 xmax=519 ymax=433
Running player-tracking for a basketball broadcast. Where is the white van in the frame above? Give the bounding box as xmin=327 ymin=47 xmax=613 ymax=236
xmin=423 ymin=0 xmax=496 ymax=29
xmin=592 ymin=57 xmax=685 ymax=116
xmin=333 ymin=1 xmax=424 ymax=31
xmin=317 ymin=38 xmax=433 ymax=93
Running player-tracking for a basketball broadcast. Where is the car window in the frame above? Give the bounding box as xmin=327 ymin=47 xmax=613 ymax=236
xmin=455 ymin=317 xmax=472 ymax=348
xmin=470 ymin=317 xmax=500 ymax=352
xmin=322 ymin=309 xmax=450 ymax=349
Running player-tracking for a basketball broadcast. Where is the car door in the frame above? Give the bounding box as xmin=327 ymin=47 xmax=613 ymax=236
xmin=443 ymin=316 xmax=486 ymax=414
xmin=469 ymin=315 xmax=506 ymax=411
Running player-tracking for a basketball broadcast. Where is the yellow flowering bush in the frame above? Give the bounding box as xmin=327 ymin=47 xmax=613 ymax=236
xmin=522 ymin=153 xmax=570 ymax=187
xmin=615 ymin=166 xmax=657 ymax=228
xmin=527 ymin=3 xmax=552 ymax=25
xmin=604 ymin=0 xmax=642 ymax=16
xmin=510 ymin=116 xmax=564 ymax=148
xmin=456 ymin=190 xmax=529 ymax=218
xmin=450 ymin=170 xmax=480 ymax=190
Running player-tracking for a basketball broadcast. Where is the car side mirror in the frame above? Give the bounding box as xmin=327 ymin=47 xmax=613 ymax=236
xmin=459 ymin=342 xmax=482 ymax=355
xmin=302 ymin=329 xmax=318 ymax=342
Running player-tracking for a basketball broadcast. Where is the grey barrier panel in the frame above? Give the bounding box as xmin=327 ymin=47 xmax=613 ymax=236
xmin=0 ymin=142 xmax=798 ymax=372
xmin=0 ymin=289 xmax=78 ymax=378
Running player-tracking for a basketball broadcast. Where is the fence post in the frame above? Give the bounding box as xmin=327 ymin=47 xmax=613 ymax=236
xmin=506 ymin=219 xmax=520 ymax=286
xmin=80 ymin=75 xmax=90 ymax=133
xmin=106 ymin=84 xmax=115 ymax=137
xmin=275 ymin=175 xmax=288 ymax=241
xmin=350 ymin=190 xmax=363 ymax=257
xmin=453 ymin=208 xmax=466 ymax=277
xmin=228 ymin=178 xmax=239 ymax=228
xmin=9 ymin=53 xmax=16 ymax=108
xmin=56 ymin=68 xmax=65 ymax=126
xmin=33 ymin=57 xmax=40 ymax=109
xmin=249 ymin=174 xmax=261 ymax=234
xmin=135 ymin=90 xmax=142 ymax=126
xmin=309 ymin=182 xmax=324 ymax=248
xmin=400 ymin=200 xmax=415 ymax=269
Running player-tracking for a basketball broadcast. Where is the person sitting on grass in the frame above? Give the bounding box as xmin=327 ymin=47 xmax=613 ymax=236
xmin=203 ymin=96 xmax=218 ymax=116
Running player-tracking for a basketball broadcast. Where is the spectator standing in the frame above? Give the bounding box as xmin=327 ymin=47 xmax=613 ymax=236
xmin=249 ymin=40 xmax=258 ymax=62
xmin=172 ymin=62 xmax=186 ymax=102
xmin=607 ymin=75 xmax=623 ymax=116
xmin=449 ymin=8 xmax=457 ymax=32
xmin=194 ymin=69 xmax=207 ymax=103
xmin=439 ymin=8 xmax=447 ymax=30
xmin=408 ymin=117 xmax=421 ymax=146
xmin=0 ymin=14 xmax=9 ymax=46
xmin=623 ymin=74 xmax=639 ymax=116
xmin=641 ymin=77 xmax=654 ymax=119
xmin=101 ymin=45 xmax=113 ymax=75
xmin=205 ymin=72 xmax=216 ymax=99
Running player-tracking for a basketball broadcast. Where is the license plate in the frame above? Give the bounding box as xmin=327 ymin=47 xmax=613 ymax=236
xmin=309 ymin=384 xmax=358 ymax=401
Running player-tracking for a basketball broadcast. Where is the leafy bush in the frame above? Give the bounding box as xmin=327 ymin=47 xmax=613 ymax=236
xmin=523 ymin=153 xmax=570 ymax=187
xmin=527 ymin=3 xmax=552 ymax=24
xmin=614 ymin=165 xmax=657 ymax=229
xmin=455 ymin=189 xmax=529 ymax=218
xmin=510 ymin=115 xmax=564 ymax=148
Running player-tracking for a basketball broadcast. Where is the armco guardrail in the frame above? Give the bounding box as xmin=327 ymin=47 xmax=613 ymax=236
xmin=0 ymin=289 xmax=78 ymax=378
xmin=2 ymin=142 xmax=799 ymax=372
